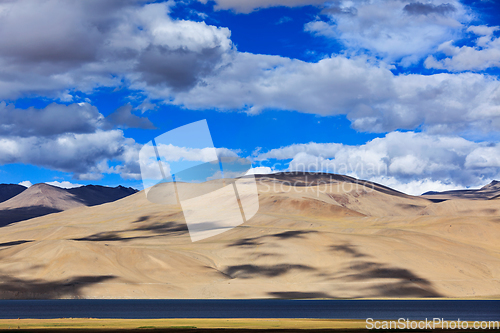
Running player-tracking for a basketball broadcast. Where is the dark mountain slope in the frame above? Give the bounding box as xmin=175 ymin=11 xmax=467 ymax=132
xmin=0 ymin=184 xmax=27 ymax=203
xmin=67 ymin=185 xmax=137 ymax=206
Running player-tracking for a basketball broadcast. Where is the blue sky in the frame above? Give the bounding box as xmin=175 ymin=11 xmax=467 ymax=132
xmin=0 ymin=0 xmax=499 ymax=195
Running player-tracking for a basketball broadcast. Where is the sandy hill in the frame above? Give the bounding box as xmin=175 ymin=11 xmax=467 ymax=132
xmin=422 ymin=180 xmax=500 ymax=200
xmin=0 ymin=172 xmax=498 ymax=300
xmin=0 ymin=183 xmax=138 ymax=227
xmin=254 ymin=173 xmax=433 ymax=217
xmin=0 ymin=184 xmax=27 ymax=203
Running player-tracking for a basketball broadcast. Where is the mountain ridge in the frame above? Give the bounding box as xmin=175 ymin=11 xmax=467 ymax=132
xmin=422 ymin=180 xmax=500 ymax=200
xmin=0 ymin=184 xmax=27 ymax=203
xmin=0 ymin=183 xmax=138 ymax=227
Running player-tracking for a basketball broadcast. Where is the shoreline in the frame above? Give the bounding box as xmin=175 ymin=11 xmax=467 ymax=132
xmin=0 ymin=296 xmax=498 ymax=300
xmin=0 ymin=318 xmax=496 ymax=331
xmin=0 ymin=318 xmax=366 ymax=330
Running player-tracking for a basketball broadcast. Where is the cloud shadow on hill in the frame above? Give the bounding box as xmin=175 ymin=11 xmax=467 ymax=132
xmin=228 ymin=230 xmax=317 ymax=248
xmin=0 ymin=240 xmax=33 ymax=248
xmin=73 ymin=232 xmax=154 ymax=242
xmin=337 ymin=261 xmax=440 ymax=297
xmin=226 ymin=235 xmax=441 ymax=299
xmin=0 ymin=273 xmax=116 ymax=299
xmin=0 ymin=206 xmax=62 ymax=228
xmin=224 ymin=264 xmax=315 ymax=279
xmin=330 ymin=243 xmax=368 ymax=258
xmin=327 ymin=242 xmax=442 ymax=298
xmin=134 ymin=221 xmax=188 ymax=235
xmin=74 ymin=216 xmax=189 ymax=243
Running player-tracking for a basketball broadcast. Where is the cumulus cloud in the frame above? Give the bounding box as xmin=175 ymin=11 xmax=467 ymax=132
xmin=197 ymin=0 xmax=327 ymax=13
xmin=0 ymin=130 xmax=139 ymax=178
xmin=46 ymin=181 xmax=84 ymax=189
xmin=246 ymin=166 xmax=276 ymax=175
xmin=170 ymin=53 xmax=500 ymax=136
xmin=139 ymin=143 xmax=240 ymax=178
xmin=467 ymin=25 xmax=498 ymax=36
xmin=0 ymin=101 xmax=146 ymax=180
xmin=252 ymin=132 xmax=500 ymax=194
xmin=18 ymin=180 xmax=32 ymax=188
xmin=305 ymin=0 xmax=469 ymax=65
xmin=425 ymin=25 xmax=500 ymax=71
xmin=0 ymin=102 xmax=104 ymax=137
xmin=0 ymin=0 xmax=232 ymax=99
xmin=256 ymin=142 xmax=343 ymax=161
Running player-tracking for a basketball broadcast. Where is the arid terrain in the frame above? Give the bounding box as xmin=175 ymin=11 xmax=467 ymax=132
xmin=0 ymin=173 xmax=499 ymax=299
xmin=0 ymin=183 xmax=137 ymax=227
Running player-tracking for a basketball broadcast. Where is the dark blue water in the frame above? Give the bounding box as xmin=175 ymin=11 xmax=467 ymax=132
xmin=0 ymin=300 xmax=498 ymax=320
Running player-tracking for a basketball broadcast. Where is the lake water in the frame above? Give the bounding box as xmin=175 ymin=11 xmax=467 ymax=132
xmin=0 ymin=300 xmax=498 ymax=320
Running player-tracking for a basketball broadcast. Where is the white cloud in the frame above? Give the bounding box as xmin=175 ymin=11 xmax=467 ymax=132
xmin=0 ymin=130 xmax=140 ymax=178
xmin=171 ymin=53 xmax=500 ymax=136
xmin=425 ymin=26 xmax=500 ymax=71
xmin=45 ymin=181 xmax=84 ymax=189
xmin=256 ymin=142 xmax=343 ymax=161
xmin=138 ymin=143 xmax=241 ymax=181
xmin=465 ymin=146 xmax=500 ymax=168
xmin=252 ymin=132 xmax=500 ymax=194
xmin=197 ymin=0 xmax=327 ymax=13
xmin=154 ymin=145 xmax=219 ymax=162
xmin=246 ymin=166 xmax=275 ymax=175
xmin=18 ymin=180 xmax=32 ymax=188
xmin=305 ymin=0 xmax=469 ymax=65
xmin=468 ymin=25 xmax=498 ymax=37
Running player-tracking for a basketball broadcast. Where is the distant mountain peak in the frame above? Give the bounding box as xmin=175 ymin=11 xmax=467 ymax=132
xmin=423 ymin=180 xmax=500 ymax=200
xmin=0 ymin=183 xmax=138 ymax=227
xmin=480 ymin=180 xmax=500 ymax=190
xmin=0 ymin=184 xmax=27 ymax=204
xmin=31 ymin=183 xmax=60 ymax=189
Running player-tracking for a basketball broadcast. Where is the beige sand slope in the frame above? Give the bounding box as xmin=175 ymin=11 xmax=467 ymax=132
xmin=0 ymin=172 xmax=499 ymax=299
xmin=0 ymin=183 xmax=137 ymax=227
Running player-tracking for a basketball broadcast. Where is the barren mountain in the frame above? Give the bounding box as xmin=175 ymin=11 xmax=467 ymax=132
xmin=66 ymin=185 xmax=139 ymax=207
xmin=0 ymin=172 xmax=498 ymax=300
xmin=0 ymin=184 xmax=27 ymax=203
xmin=0 ymin=183 xmax=138 ymax=227
xmin=422 ymin=180 xmax=500 ymax=200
